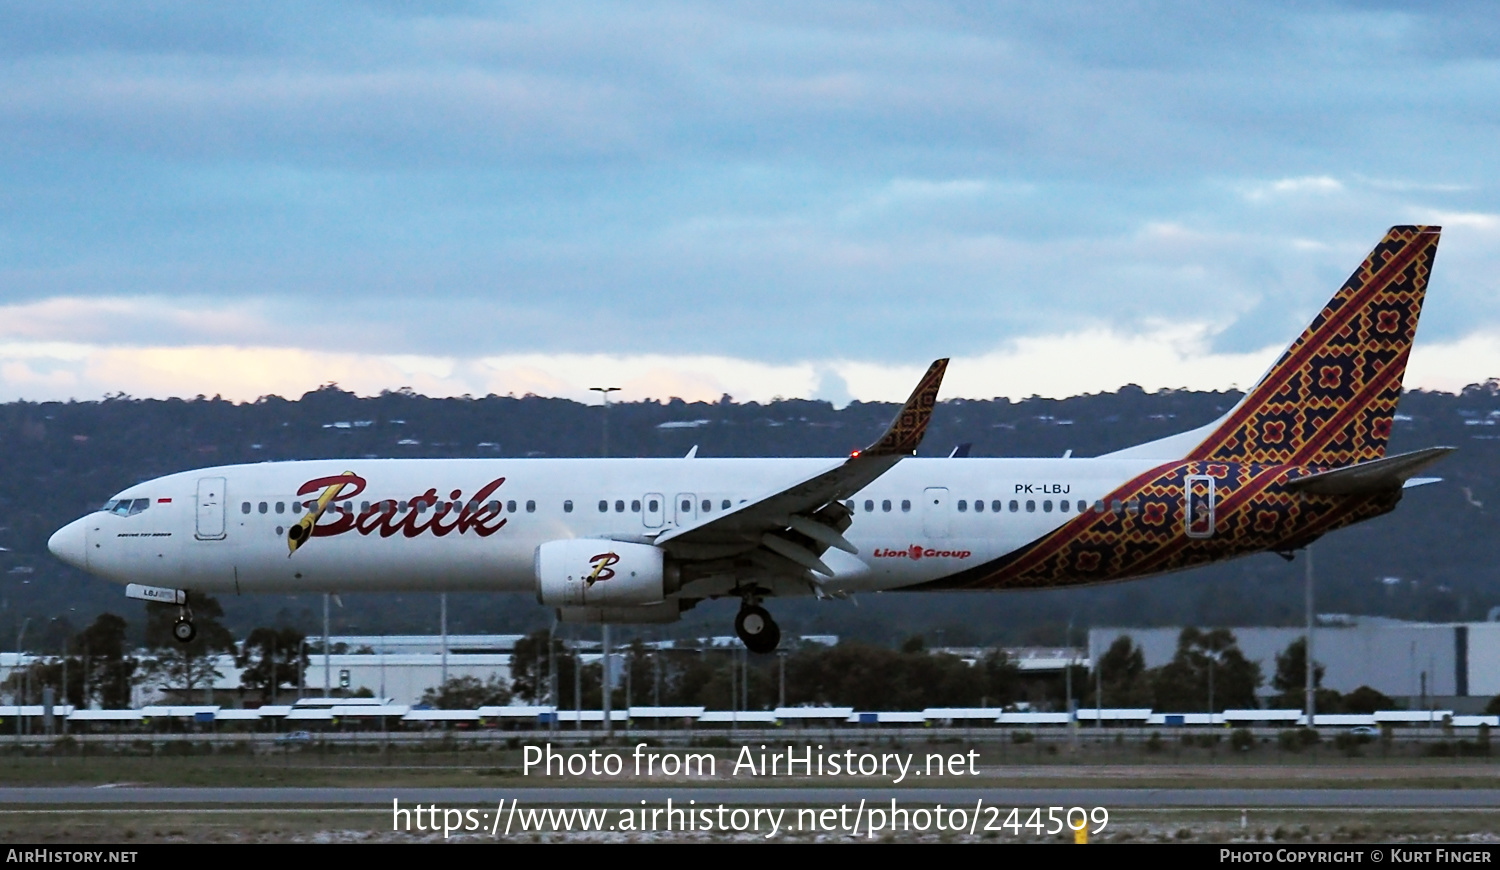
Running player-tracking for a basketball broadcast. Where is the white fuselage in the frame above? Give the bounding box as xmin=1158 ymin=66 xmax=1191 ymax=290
xmin=59 ymin=456 xmax=1163 ymax=600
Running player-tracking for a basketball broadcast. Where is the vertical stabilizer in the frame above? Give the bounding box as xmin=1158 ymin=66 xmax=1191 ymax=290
xmin=1187 ymin=225 xmax=1441 ymax=467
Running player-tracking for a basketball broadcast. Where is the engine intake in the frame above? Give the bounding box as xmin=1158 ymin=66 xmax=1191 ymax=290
xmin=534 ymin=539 xmax=678 ymax=607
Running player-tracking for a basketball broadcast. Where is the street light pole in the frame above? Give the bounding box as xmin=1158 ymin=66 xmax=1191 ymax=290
xmin=589 ymin=386 xmax=621 ymax=458
xmin=1305 ymin=544 xmax=1316 ymax=727
xmin=323 ymin=594 xmax=331 ymax=698
xmin=590 ymin=385 xmax=621 ymax=738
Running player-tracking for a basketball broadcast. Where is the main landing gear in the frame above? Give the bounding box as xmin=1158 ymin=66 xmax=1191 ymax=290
xmin=172 ymin=603 xmax=196 ymax=644
xmin=735 ymin=602 xmax=781 ymax=654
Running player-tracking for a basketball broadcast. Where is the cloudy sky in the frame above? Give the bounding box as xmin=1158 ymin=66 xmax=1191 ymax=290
xmin=2 ymin=1 xmax=1498 ymax=406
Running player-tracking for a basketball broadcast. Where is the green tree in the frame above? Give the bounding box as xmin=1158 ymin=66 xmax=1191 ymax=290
xmin=979 ymin=649 xmax=1023 ymax=708
xmin=1086 ymin=635 xmax=1154 ymax=708
xmin=783 ymin=641 xmax=996 ymax=710
xmin=1343 ymin=685 xmax=1395 ymax=714
xmin=74 ymin=613 xmax=138 ymax=708
xmin=510 ymin=632 xmax=601 ymax=708
xmin=235 ymin=627 xmax=310 ymax=700
xmin=509 ymin=629 xmax=555 ymax=703
xmin=420 ymin=674 xmax=511 ymax=708
xmin=141 ymin=595 xmax=235 ymax=700
xmin=1151 ymin=627 xmax=1263 ymax=712
xmin=1269 ymin=636 xmax=1342 ymax=711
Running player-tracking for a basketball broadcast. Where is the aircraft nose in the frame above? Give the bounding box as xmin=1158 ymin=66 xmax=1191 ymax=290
xmin=48 ymin=518 xmax=88 ymax=571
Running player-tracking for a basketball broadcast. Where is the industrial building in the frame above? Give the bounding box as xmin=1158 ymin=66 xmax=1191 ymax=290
xmin=1090 ymin=616 xmax=1500 ymax=712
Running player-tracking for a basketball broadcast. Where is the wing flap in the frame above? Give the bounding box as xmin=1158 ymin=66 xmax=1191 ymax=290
xmin=1284 ymin=446 xmax=1455 ymax=496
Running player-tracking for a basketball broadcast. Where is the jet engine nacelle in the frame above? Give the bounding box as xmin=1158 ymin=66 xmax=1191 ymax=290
xmin=534 ymin=539 xmax=678 ymax=607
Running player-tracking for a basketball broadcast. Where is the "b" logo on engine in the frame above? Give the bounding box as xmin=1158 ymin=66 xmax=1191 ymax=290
xmin=586 ymin=552 xmax=620 ymax=586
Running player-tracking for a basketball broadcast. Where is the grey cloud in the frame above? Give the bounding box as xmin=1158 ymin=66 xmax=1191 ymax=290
xmin=0 ymin=2 xmax=1496 ymax=372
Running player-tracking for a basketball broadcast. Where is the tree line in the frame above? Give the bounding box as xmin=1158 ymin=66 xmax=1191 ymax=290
xmin=2 ymin=596 xmax=308 ymax=708
xmin=10 ymin=605 xmax=1498 ymax=715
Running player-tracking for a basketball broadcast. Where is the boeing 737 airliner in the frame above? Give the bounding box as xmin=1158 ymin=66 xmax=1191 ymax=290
xmin=48 ymin=226 xmax=1451 ymax=652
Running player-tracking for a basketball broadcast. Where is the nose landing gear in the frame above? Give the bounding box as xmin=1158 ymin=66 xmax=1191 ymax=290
xmin=172 ymin=603 xmax=196 ymax=644
xmin=735 ymin=603 xmax=781 ymax=654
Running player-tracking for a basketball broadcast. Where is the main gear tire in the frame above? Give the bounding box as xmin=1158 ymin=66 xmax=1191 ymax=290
xmin=734 ymin=605 xmax=781 ymax=654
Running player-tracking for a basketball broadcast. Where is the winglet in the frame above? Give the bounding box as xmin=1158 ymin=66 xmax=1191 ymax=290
xmin=863 ymin=359 xmax=948 ymax=456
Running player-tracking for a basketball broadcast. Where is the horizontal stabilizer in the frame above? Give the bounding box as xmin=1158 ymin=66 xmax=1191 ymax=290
xmin=1285 ymin=447 xmax=1455 ymax=496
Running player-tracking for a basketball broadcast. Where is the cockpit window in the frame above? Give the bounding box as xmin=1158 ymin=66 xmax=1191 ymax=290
xmin=104 ymin=498 xmax=150 ymax=517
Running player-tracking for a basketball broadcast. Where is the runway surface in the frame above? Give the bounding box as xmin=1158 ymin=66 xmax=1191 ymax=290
xmin=2 ymin=787 xmax=1498 ymax=808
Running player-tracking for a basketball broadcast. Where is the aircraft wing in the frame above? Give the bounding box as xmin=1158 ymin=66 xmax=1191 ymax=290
xmin=1284 ymin=446 xmax=1456 ymax=496
xmin=653 ymin=359 xmax=948 ymax=576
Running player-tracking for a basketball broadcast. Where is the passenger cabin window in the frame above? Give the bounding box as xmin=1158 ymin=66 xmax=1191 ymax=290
xmin=563 ymin=500 xmax=573 ymax=513
xmin=258 ymin=501 xmax=268 ymax=514
xmin=616 ymin=500 xmax=625 ymax=513
xmin=646 ymin=499 xmax=658 ymax=513
xmin=360 ymin=501 xmax=370 ymax=513
xmin=507 ymin=500 xmax=517 ymax=512
xmin=598 ymin=500 xmax=608 ymax=513
xmin=1077 ymin=500 xmax=1087 ymax=513
xmin=1059 ymin=500 xmax=1070 ymax=514
xmin=275 ymin=502 xmax=285 ymax=514
xmin=1043 ymin=500 xmax=1053 ymax=512
xmin=882 ymin=499 xmax=892 ymax=512
xmin=292 ymin=502 xmax=303 ymax=514
xmin=721 ymin=499 xmax=731 ymax=510
xmin=1026 ymin=500 xmax=1036 ymax=512
xmin=974 ymin=499 xmax=984 ymax=513
xmin=701 ymin=499 xmax=710 ymax=513
xmin=864 ymin=500 xmax=874 ymax=513
xmin=526 ymin=500 xmax=536 ymax=513
xmin=681 ymin=499 xmax=691 ymax=512
xmin=957 ymin=500 xmax=967 ymax=512
xmin=1111 ymin=500 xmax=1123 ymax=516
xmin=901 ymin=499 xmax=911 ymax=512
xmin=241 ymin=502 xmax=251 ymax=514
xmin=632 ymin=500 xmax=641 ymax=512
xmin=1009 ymin=500 xmax=1019 ymax=512
xmin=992 ymin=500 xmax=1002 ymax=513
